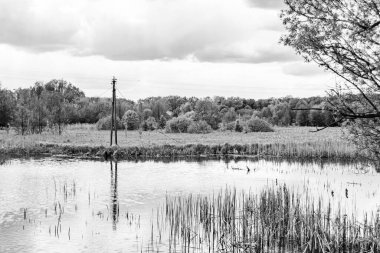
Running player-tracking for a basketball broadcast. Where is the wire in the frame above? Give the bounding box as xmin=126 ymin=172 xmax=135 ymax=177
xmin=116 ymin=87 xmax=129 ymax=100
xmin=92 ymin=87 xmax=113 ymax=98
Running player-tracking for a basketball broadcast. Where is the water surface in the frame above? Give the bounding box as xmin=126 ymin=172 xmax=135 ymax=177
xmin=0 ymin=158 xmax=379 ymax=252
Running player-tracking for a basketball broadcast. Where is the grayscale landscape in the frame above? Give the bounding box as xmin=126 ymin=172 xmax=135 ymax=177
xmin=0 ymin=0 xmax=379 ymax=252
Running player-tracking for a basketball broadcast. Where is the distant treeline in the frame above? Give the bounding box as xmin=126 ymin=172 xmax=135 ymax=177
xmin=0 ymin=80 xmax=337 ymax=134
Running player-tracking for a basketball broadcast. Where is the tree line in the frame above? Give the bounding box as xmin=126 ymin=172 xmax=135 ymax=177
xmin=0 ymin=80 xmax=337 ymax=135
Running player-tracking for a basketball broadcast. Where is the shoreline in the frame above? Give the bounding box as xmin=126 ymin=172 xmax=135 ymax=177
xmin=0 ymin=127 xmax=362 ymax=163
xmin=0 ymin=141 xmax=361 ymax=162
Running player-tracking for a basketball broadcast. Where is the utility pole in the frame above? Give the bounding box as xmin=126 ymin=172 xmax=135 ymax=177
xmin=114 ymin=77 xmax=118 ymax=145
xmin=110 ymin=76 xmax=118 ymax=146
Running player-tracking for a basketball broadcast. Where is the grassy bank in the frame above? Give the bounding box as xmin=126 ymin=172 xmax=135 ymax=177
xmin=150 ymin=185 xmax=380 ymax=252
xmin=0 ymin=126 xmax=358 ymax=160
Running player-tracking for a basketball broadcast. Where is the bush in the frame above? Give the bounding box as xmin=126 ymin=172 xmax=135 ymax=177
xmin=158 ymin=115 xmax=167 ymax=129
xmin=165 ymin=116 xmax=192 ymax=133
xmin=122 ymin=110 xmax=140 ymax=130
xmin=142 ymin=108 xmax=153 ymax=120
xmin=220 ymin=122 xmax=236 ymax=131
xmin=96 ymin=116 xmax=124 ymax=130
xmin=141 ymin=121 xmax=148 ymax=131
xmin=145 ymin=116 xmax=157 ymax=131
xmin=188 ymin=120 xmax=212 ymax=134
xmin=235 ymin=120 xmax=243 ymax=132
xmin=246 ymin=117 xmax=274 ymax=132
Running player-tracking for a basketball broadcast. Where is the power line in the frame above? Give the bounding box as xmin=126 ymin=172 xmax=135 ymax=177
xmin=94 ymin=87 xmax=113 ymax=98
xmin=116 ymin=87 xmax=128 ymax=100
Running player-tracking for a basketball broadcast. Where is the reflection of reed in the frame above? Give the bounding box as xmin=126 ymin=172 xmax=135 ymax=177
xmin=110 ymin=161 xmax=119 ymax=230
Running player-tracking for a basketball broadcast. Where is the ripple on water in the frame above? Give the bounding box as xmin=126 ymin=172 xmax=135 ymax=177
xmin=0 ymin=158 xmax=379 ymax=252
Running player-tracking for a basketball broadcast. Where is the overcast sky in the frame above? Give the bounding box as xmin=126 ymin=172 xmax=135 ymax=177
xmin=0 ymin=0 xmax=334 ymax=100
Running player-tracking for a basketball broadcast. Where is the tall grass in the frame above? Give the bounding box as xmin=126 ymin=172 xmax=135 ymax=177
xmin=65 ymin=123 xmax=96 ymax=131
xmin=148 ymin=185 xmax=380 ymax=252
xmin=0 ymin=126 xmax=360 ymax=160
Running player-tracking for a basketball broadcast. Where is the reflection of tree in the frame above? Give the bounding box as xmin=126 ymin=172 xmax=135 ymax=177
xmin=110 ymin=161 xmax=119 ymax=230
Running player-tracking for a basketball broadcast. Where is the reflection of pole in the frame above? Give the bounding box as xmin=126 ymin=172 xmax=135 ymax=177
xmin=110 ymin=161 xmax=119 ymax=230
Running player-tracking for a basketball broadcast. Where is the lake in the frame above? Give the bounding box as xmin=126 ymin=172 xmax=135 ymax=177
xmin=0 ymin=158 xmax=379 ymax=252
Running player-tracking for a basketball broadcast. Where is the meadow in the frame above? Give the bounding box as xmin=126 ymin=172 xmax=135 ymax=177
xmin=0 ymin=124 xmax=347 ymax=147
xmin=0 ymin=125 xmax=358 ymax=160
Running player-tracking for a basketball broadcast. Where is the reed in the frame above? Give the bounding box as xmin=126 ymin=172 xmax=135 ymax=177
xmin=148 ymin=185 xmax=380 ymax=252
xmin=0 ymin=127 xmax=360 ymax=161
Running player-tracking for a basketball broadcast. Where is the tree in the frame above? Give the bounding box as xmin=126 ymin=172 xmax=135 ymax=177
xmin=295 ymin=101 xmax=309 ymax=126
xmin=309 ymin=109 xmax=325 ymax=127
xmin=194 ymin=99 xmax=221 ymax=130
xmin=142 ymin=108 xmax=153 ymax=120
xmin=270 ymin=102 xmax=291 ymax=126
xmin=166 ymin=96 xmax=185 ymax=117
xmin=30 ymin=82 xmax=46 ymax=133
xmin=281 ymin=0 xmax=380 ymax=163
xmin=151 ymin=100 xmax=167 ymax=120
xmin=222 ymin=108 xmax=237 ymax=123
xmin=180 ymin=102 xmax=192 ymax=114
xmin=0 ymin=86 xmax=15 ymax=127
xmin=261 ymin=107 xmax=272 ymax=121
xmin=122 ymin=110 xmax=140 ymax=130
xmin=188 ymin=120 xmax=212 ymax=134
xmin=165 ymin=116 xmax=192 ymax=133
xmin=14 ymin=88 xmax=31 ymax=135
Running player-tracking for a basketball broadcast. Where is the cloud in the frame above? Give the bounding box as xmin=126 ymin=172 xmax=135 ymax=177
xmin=84 ymin=0 xmax=251 ymax=60
xmin=0 ymin=0 xmax=292 ymax=63
xmin=0 ymin=0 xmax=82 ymax=51
xmin=246 ymin=0 xmax=285 ymax=9
xmin=0 ymin=44 xmax=333 ymax=100
xmin=194 ymin=44 xmax=299 ymax=63
xmin=282 ymin=62 xmax=327 ymax=76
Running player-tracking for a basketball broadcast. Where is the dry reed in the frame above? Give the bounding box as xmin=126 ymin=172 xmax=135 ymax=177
xmin=148 ymin=185 xmax=380 ymax=252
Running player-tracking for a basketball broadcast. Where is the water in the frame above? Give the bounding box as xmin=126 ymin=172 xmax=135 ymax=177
xmin=0 ymin=158 xmax=379 ymax=252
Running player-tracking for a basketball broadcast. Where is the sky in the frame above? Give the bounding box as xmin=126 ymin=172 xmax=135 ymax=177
xmin=0 ymin=0 xmax=335 ymax=100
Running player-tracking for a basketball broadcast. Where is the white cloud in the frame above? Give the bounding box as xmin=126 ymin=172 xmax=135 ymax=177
xmin=283 ymin=62 xmax=327 ymax=76
xmin=246 ymin=0 xmax=285 ymax=9
xmin=0 ymin=44 xmax=333 ymax=100
xmin=0 ymin=0 xmax=82 ymax=51
xmin=0 ymin=0 xmax=334 ymax=99
xmin=0 ymin=0 xmax=289 ymax=63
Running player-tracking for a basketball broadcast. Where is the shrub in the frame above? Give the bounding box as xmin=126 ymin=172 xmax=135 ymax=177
xmin=141 ymin=121 xmax=148 ymax=131
xmin=165 ymin=116 xmax=192 ymax=133
xmin=220 ymin=122 xmax=236 ymax=131
xmin=188 ymin=120 xmax=212 ymax=134
xmin=145 ymin=116 xmax=157 ymax=131
xmin=142 ymin=108 xmax=153 ymax=120
xmin=246 ymin=117 xmax=274 ymax=132
xmin=158 ymin=115 xmax=167 ymax=129
xmin=122 ymin=110 xmax=140 ymax=130
xmin=96 ymin=116 xmax=124 ymax=130
xmin=235 ymin=120 xmax=243 ymax=132
xmin=222 ymin=108 xmax=237 ymax=123
xmin=183 ymin=111 xmax=196 ymax=120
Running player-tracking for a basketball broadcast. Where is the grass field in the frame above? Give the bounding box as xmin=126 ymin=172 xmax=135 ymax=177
xmin=0 ymin=125 xmax=358 ymax=159
xmin=0 ymin=125 xmax=347 ymax=147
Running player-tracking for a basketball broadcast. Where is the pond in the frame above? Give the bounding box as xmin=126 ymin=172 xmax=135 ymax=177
xmin=0 ymin=158 xmax=379 ymax=252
